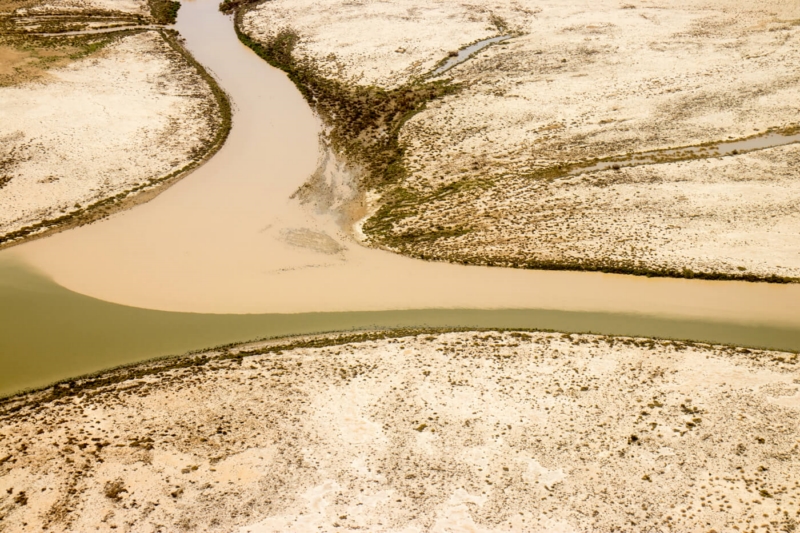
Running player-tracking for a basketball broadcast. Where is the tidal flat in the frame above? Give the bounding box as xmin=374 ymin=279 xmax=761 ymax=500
xmin=241 ymin=0 xmax=800 ymax=280
xmin=1 ymin=331 xmax=798 ymax=531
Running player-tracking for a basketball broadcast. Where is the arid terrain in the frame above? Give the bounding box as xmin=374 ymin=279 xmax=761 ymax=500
xmin=1 ymin=1 xmax=799 ymax=531
xmin=0 ymin=0 xmax=227 ymax=247
xmin=1 ymin=330 xmax=799 ymax=532
xmin=241 ymin=0 xmax=800 ymax=281
xmin=378 ymin=143 xmax=800 ymax=280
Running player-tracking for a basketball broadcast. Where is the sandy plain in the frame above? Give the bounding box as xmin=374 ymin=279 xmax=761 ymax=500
xmin=242 ymin=0 xmax=800 ymax=280
xmin=0 ymin=0 xmax=225 ymax=248
xmin=3 ymin=0 xmax=146 ymax=16
xmin=385 ymin=143 xmax=800 ymax=279
xmin=1 ymin=330 xmax=799 ymax=532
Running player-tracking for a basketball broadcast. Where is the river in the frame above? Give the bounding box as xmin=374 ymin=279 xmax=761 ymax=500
xmin=1 ymin=0 xmax=799 ymax=396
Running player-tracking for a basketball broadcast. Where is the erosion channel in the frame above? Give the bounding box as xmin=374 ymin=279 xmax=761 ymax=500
xmin=1 ymin=0 xmax=799 ymax=395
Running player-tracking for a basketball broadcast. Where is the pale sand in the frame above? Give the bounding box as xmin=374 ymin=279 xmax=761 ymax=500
xmin=13 ymin=0 xmax=147 ymax=15
xmin=0 ymin=30 xmax=222 ymax=244
xmin=386 ymin=143 xmax=800 ymax=279
xmin=1 ymin=330 xmax=798 ymax=531
xmin=241 ymin=0 xmax=524 ymax=89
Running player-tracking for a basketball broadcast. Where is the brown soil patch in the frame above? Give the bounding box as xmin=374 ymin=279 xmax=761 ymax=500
xmin=0 ymin=40 xmax=82 ymax=86
xmin=0 ymin=45 xmax=32 ymax=82
xmin=0 ymin=0 xmax=36 ymax=14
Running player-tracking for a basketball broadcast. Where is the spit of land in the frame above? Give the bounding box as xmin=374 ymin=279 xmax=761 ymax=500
xmin=241 ymin=0 xmax=800 ymax=281
xmin=0 ymin=0 xmax=226 ymax=247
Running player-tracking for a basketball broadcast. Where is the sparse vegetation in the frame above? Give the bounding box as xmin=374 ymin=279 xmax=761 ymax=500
xmin=0 ymin=28 xmax=231 ymax=249
xmin=1 ymin=330 xmax=799 ymax=530
xmin=148 ymin=0 xmax=180 ymax=24
xmin=238 ymin=0 xmax=800 ymax=282
xmin=234 ymin=17 xmax=459 ymax=192
xmin=103 ymin=480 xmax=127 ymax=501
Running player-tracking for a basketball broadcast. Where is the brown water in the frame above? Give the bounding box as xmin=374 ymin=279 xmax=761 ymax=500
xmin=4 ymin=0 xmax=799 ymax=328
xmin=2 ymin=256 xmax=800 ymax=397
xmin=1 ymin=0 xmax=799 ymax=398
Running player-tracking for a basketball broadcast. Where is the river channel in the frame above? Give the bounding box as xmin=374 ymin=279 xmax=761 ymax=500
xmin=1 ymin=0 xmax=799 ymax=396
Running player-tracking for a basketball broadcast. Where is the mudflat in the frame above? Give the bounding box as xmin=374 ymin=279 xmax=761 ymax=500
xmin=241 ymin=0 xmax=800 ymax=281
xmin=1 ymin=330 xmax=798 ymax=531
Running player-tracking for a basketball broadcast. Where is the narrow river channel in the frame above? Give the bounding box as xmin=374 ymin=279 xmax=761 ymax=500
xmin=1 ymin=0 xmax=799 ymax=396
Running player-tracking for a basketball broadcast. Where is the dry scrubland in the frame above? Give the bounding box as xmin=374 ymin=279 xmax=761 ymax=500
xmin=1 ymin=330 xmax=799 ymax=531
xmin=0 ymin=0 xmax=226 ymax=247
xmin=386 ymin=144 xmax=800 ymax=280
xmin=242 ymin=0 xmax=800 ymax=280
xmin=1 ymin=0 xmax=146 ymax=16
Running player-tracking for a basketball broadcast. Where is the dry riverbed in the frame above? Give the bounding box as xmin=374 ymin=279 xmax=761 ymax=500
xmin=1 ymin=330 xmax=799 ymax=531
xmin=0 ymin=0 xmax=227 ymax=247
xmin=240 ymin=0 xmax=800 ymax=281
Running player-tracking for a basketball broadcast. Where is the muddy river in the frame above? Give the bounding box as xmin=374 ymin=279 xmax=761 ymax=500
xmin=1 ymin=0 xmax=799 ymax=396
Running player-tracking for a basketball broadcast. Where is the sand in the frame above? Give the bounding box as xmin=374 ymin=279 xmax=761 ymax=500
xmin=1 ymin=330 xmax=799 ymax=531
xmin=11 ymin=0 xmax=147 ymax=16
xmin=379 ymin=143 xmax=800 ymax=279
xmin=0 ymin=30 xmax=223 ymax=246
xmin=241 ymin=0 xmax=528 ymax=90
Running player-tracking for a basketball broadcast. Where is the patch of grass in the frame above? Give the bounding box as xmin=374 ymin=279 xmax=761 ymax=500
xmin=67 ymin=34 xmax=117 ymax=60
xmin=489 ymin=13 xmax=509 ymax=32
xmin=0 ymin=13 xmax=144 ymax=35
xmin=0 ymin=31 xmax=127 ymax=86
xmin=148 ymin=0 xmax=180 ymax=24
xmin=219 ymin=0 xmax=257 ymax=15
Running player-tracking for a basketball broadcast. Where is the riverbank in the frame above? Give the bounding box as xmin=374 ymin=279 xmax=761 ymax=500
xmin=238 ymin=0 xmax=800 ymax=282
xmin=1 ymin=329 xmax=798 ymax=531
xmin=0 ymin=0 xmax=229 ymax=248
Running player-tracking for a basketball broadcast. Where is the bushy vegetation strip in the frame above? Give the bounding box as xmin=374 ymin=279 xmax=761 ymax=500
xmin=147 ymin=0 xmax=180 ymax=24
xmin=232 ymin=5 xmax=459 ymax=191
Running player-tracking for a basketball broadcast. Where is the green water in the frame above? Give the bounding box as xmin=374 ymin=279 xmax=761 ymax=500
xmin=2 ymin=257 xmax=799 ymax=398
